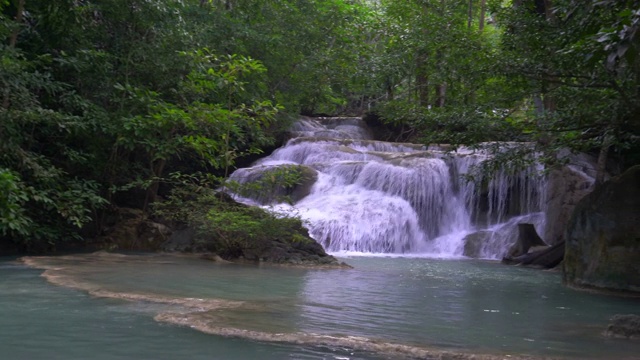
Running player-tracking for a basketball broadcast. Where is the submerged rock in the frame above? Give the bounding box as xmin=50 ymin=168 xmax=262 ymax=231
xmin=563 ymin=165 xmax=640 ymax=293
xmin=605 ymin=314 xmax=640 ymax=339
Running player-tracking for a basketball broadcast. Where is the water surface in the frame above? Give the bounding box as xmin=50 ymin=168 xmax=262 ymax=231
xmin=5 ymin=254 xmax=640 ymax=359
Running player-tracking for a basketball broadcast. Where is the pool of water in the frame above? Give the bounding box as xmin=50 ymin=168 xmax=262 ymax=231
xmin=3 ymin=254 xmax=640 ymax=359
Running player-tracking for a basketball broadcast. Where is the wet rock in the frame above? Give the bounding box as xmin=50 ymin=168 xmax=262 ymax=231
xmin=500 ymin=223 xmax=564 ymax=269
xmin=162 ymin=227 xmax=196 ymax=252
xmin=138 ymin=221 xmax=171 ymax=245
xmin=605 ymin=314 xmax=640 ymax=339
xmin=241 ymin=236 xmax=345 ymax=267
xmin=230 ymin=164 xmax=318 ymax=205
xmin=544 ymin=153 xmax=597 ymax=245
xmin=507 ymin=223 xmax=547 ymax=258
xmin=502 ymin=241 xmax=564 ymax=269
xmin=462 ymin=231 xmax=493 ymax=258
xmin=563 ymin=165 xmax=640 ymax=293
xmin=96 ymin=207 xmax=171 ymax=251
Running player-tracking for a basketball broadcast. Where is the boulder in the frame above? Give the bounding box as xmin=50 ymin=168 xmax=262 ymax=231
xmin=544 ymin=154 xmax=597 ymax=245
xmin=240 ymin=231 xmax=345 ymax=267
xmin=462 ymin=231 xmax=493 ymax=258
xmin=501 ymin=223 xmax=564 ymax=269
xmin=138 ymin=221 xmax=172 ymax=246
xmin=604 ymin=314 xmax=640 ymax=339
xmin=502 ymin=241 xmax=564 ymax=269
xmin=162 ymin=227 xmax=196 ymax=252
xmin=563 ymin=165 xmax=640 ymax=293
xmin=96 ymin=207 xmax=172 ymax=251
xmin=507 ymin=223 xmax=547 ymax=258
xmin=288 ymin=165 xmax=318 ymax=203
xmin=231 ymin=164 xmax=318 ymax=205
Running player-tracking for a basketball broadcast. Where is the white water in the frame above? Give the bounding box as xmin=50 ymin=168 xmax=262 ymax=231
xmin=230 ymin=117 xmax=547 ymax=258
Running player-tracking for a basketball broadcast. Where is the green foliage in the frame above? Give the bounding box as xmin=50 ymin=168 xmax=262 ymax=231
xmin=368 ymin=0 xmax=517 ymax=144
xmin=0 ymin=35 xmax=108 ymax=247
xmin=0 ymin=169 xmax=31 ymax=237
xmin=373 ymin=0 xmax=639 ymax=174
xmin=2 ymin=0 xmax=638 ymax=252
xmin=493 ymin=0 xmax=640 ymax=170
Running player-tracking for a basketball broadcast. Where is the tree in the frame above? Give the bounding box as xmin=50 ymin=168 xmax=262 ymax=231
xmin=496 ymin=0 xmax=640 ymax=177
xmin=1 ymin=1 xmax=108 ymax=248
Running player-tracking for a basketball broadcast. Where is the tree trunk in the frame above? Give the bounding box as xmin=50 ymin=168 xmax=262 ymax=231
xmin=435 ymin=0 xmax=447 ymax=107
xmin=3 ymin=0 xmax=25 ymax=110
xmin=416 ymin=51 xmax=430 ymax=107
xmin=467 ymin=0 xmax=473 ymax=29
xmin=8 ymin=0 xmax=25 ymax=48
xmin=479 ymin=0 xmax=486 ymax=32
xmin=386 ymin=79 xmax=395 ymax=101
xmin=595 ymin=136 xmax=611 ymax=188
xmin=416 ymin=2 xmax=430 ymax=107
xmin=435 ymin=83 xmax=446 ymax=107
xmin=143 ymin=158 xmax=166 ymax=212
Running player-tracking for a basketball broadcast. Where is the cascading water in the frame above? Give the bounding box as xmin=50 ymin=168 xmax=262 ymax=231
xmin=230 ymin=117 xmax=547 ymax=258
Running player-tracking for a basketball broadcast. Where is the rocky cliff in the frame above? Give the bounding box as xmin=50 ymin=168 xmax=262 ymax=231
xmin=563 ymin=165 xmax=640 ymax=294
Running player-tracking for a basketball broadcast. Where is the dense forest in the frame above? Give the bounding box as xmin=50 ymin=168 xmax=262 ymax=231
xmin=1 ymin=0 xmax=638 ymax=252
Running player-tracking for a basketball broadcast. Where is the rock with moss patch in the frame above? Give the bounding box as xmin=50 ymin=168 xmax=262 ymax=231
xmin=563 ymin=165 xmax=640 ymax=293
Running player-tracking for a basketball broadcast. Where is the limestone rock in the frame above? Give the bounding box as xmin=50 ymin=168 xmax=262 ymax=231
xmin=231 ymin=164 xmax=318 ymax=205
xmin=240 ymin=234 xmax=343 ymax=267
xmin=563 ymin=165 xmax=640 ymax=293
xmin=138 ymin=221 xmax=171 ymax=245
xmin=501 ymin=223 xmax=564 ymax=269
xmin=544 ymin=153 xmax=597 ymax=245
xmin=462 ymin=231 xmax=492 ymax=258
xmin=162 ymin=227 xmax=196 ymax=252
xmin=507 ymin=223 xmax=547 ymax=258
xmin=605 ymin=314 xmax=640 ymax=339
xmin=97 ymin=207 xmax=171 ymax=251
xmin=502 ymin=241 xmax=564 ymax=269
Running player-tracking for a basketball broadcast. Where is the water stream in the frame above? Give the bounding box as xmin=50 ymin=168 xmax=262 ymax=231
xmin=230 ymin=117 xmax=547 ymax=258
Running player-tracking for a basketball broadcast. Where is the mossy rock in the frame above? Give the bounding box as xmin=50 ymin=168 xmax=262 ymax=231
xmin=563 ymin=165 xmax=640 ymax=294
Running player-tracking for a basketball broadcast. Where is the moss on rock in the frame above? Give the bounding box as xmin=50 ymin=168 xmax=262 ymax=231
xmin=563 ymin=165 xmax=640 ymax=294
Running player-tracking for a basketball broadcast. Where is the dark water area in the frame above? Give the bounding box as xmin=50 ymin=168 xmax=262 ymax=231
xmin=3 ymin=254 xmax=640 ymax=359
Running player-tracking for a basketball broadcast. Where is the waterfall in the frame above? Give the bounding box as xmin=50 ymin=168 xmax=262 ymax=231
xmin=229 ymin=117 xmax=547 ymax=259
